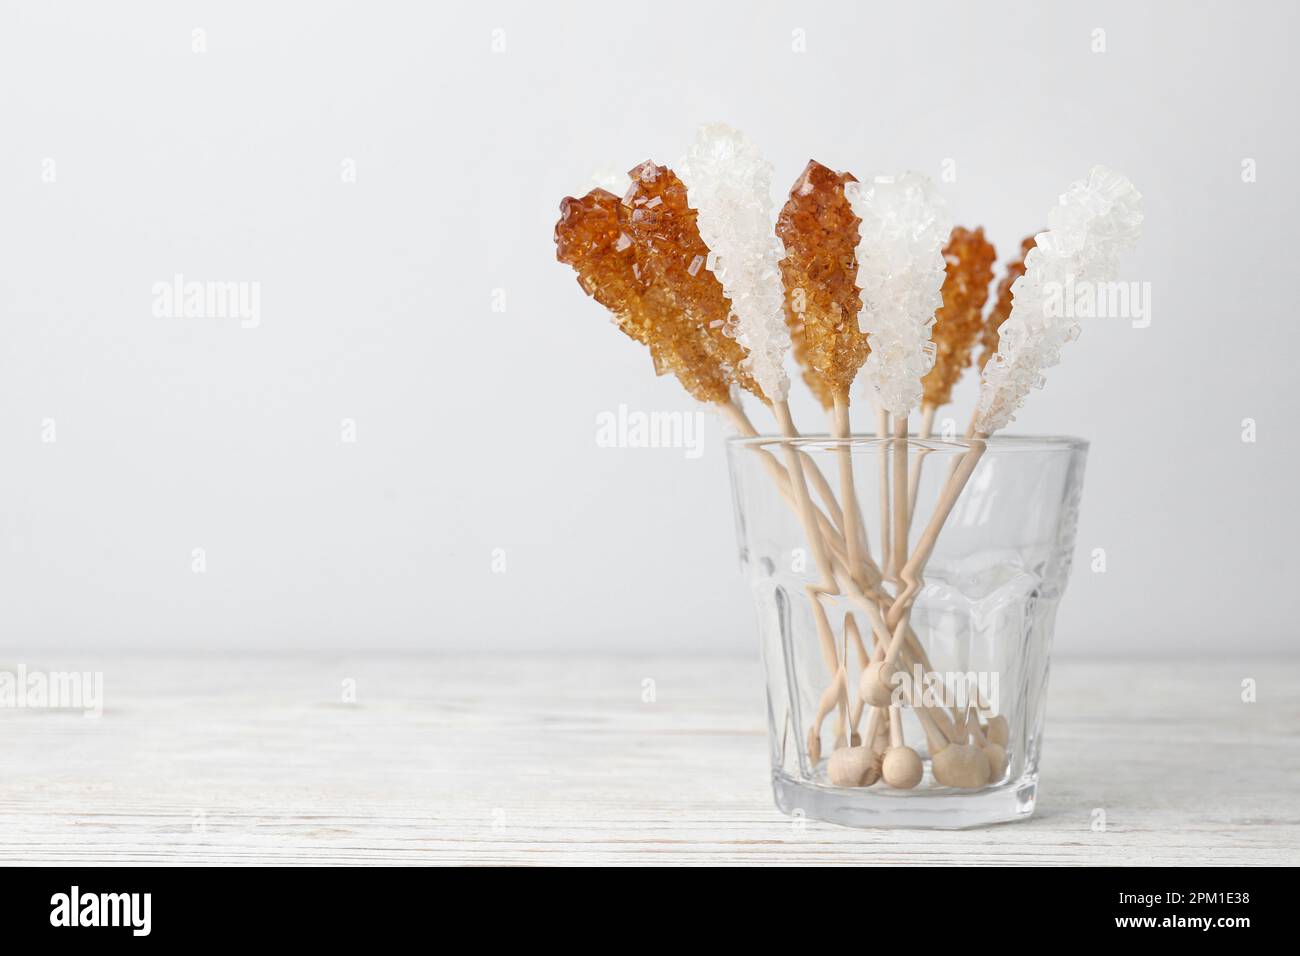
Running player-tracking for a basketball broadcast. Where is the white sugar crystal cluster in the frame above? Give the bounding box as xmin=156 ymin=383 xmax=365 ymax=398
xmin=845 ymin=172 xmax=950 ymax=417
xmin=974 ymin=166 xmax=1143 ymax=434
xmin=678 ymin=123 xmax=791 ymax=404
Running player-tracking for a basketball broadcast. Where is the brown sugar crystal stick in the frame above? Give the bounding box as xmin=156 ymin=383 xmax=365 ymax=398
xmin=775 ymin=160 xmax=877 ymax=592
xmin=776 ymin=160 xmax=926 ymax=765
xmin=910 ymin=227 xmax=997 ymax=525
xmin=555 ymin=176 xmax=853 ymax=736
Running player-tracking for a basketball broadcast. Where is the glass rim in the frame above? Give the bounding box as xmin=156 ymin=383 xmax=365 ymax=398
xmin=725 ymin=433 xmax=1089 ymax=453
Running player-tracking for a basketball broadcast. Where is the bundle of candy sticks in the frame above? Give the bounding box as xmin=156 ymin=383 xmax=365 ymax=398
xmin=555 ymin=124 xmax=1142 ymax=789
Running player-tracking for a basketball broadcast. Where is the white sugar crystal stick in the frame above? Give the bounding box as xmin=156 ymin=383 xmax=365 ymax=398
xmin=844 ymin=173 xmax=950 ymax=418
xmin=680 ymin=124 xmax=827 ymax=578
xmin=681 ymin=126 xmax=854 ymax=761
xmin=845 ymin=172 xmax=949 ymax=590
xmin=678 ymin=123 xmax=791 ymax=406
xmin=974 ymin=166 xmax=1143 ymax=435
xmin=868 ymin=168 xmax=1145 ymax=692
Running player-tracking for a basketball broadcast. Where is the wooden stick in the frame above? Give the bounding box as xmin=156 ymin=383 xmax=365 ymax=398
xmin=913 ymin=705 xmax=949 ymax=756
xmin=881 ymin=435 xmax=988 ymax=667
xmin=896 ymin=645 xmax=958 ymax=743
xmin=907 ymin=402 xmax=937 ymax=527
xmin=721 ymin=401 xmax=846 ymax=569
xmin=875 ymin=407 xmax=892 ymax=582
xmin=724 ymin=397 xmax=845 ymax=531
xmin=810 ymin=656 xmax=847 ymax=760
xmin=800 ymin=451 xmax=846 ymax=539
xmin=810 ymin=594 xmax=846 ymax=731
xmin=845 ymin=612 xmax=870 ymax=669
xmin=832 ymin=392 xmax=871 ymax=589
xmin=892 ymin=415 xmax=909 ymax=576
xmin=773 ymin=399 xmax=854 ymax=764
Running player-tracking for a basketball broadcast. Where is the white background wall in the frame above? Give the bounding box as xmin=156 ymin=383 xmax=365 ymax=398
xmin=1 ymin=0 xmax=1296 ymax=655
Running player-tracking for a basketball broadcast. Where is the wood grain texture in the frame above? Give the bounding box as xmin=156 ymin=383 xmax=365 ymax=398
xmin=1 ymin=654 xmax=1297 ymax=865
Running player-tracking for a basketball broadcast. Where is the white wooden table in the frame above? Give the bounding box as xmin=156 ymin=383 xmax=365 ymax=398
xmin=1 ymin=654 xmax=1296 ymax=865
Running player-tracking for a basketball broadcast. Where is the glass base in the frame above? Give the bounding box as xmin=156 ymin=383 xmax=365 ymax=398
xmin=772 ymin=772 xmax=1038 ymax=830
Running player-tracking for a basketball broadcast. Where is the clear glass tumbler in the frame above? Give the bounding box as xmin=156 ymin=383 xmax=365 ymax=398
xmin=726 ymin=433 xmax=1088 ymax=828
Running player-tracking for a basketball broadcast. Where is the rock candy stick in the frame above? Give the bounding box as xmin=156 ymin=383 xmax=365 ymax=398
xmin=878 ymin=169 xmax=1144 ymax=693
xmin=908 ymin=227 xmax=997 ymax=523
xmin=775 ymin=160 xmax=879 ymax=591
xmin=845 ymin=172 xmax=950 ymax=582
xmin=773 ymin=159 xmax=894 ymax=759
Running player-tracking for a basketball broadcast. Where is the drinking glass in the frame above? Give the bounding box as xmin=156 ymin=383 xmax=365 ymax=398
xmin=726 ymin=433 xmax=1088 ymax=828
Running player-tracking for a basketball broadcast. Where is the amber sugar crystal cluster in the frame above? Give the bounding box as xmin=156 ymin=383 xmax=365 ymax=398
xmin=921 ymin=227 xmax=998 ymax=408
xmin=622 ymin=161 xmax=765 ymax=402
xmin=554 ymin=178 xmax=736 ymax=405
xmin=978 ymin=234 xmax=1037 ymax=372
xmin=554 ymin=162 xmax=766 ymax=406
xmin=775 ymin=161 xmax=867 ymax=409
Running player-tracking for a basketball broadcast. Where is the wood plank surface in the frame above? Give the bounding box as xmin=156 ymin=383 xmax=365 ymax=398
xmin=1 ymin=654 xmax=1295 ymax=865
